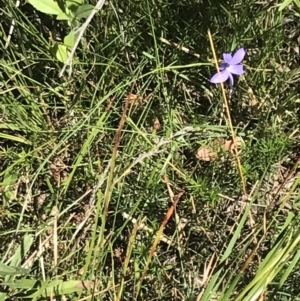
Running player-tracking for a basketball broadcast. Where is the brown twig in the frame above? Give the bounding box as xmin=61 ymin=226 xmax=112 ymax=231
xmin=136 ymin=191 xmax=184 ymax=296
xmin=102 ymin=93 xmax=130 ymax=216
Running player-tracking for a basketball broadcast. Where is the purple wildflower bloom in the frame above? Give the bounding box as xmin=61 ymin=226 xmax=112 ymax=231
xmin=210 ymin=47 xmax=246 ymax=89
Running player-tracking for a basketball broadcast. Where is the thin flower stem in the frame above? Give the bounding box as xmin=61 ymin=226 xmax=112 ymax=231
xmin=208 ymin=30 xmax=247 ymax=197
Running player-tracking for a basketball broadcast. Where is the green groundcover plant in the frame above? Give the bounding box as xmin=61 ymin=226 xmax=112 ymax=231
xmin=0 ymin=0 xmax=300 ymax=300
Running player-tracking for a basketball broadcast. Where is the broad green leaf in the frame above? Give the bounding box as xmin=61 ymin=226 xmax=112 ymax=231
xmin=70 ymin=18 xmax=80 ymax=29
xmin=0 ymin=133 xmax=31 ymax=144
xmin=142 ymin=51 xmax=156 ymax=60
xmin=220 ymin=201 xmax=253 ymax=263
xmin=279 ymin=249 xmax=300 ymax=287
xmin=219 ymin=272 xmax=243 ymax=301
xmin=0 ymin=263 xmax=29 ymax=276
xmin=0 ymin=279 xmax=94 ymax=298
xmin=67 ymin=0 xmax=84 ymax=11
xmin=75 ymin=4 xmax=94 ymax=20
xmin=278 ymin=0 xmax=293 ymax=11
xmin=8 ymin=234 xmax=34 ymax=268
xmin=27 ymin=0 xmax=64 ymax=15
xmin=1 ymin=167 xmax=19 ymax=203
xmin=0 ymin=279 xmax=37 ymax=289
xmin=64 ymin=31 xmax=76 ymax=48
xmin=0 ymin=123 xmax=20 ymax=130
xmin=234 ymin=228 xmax=300 ymax=301
xmin=56 ymin=45 xmax=69 ymax=63
xmin=50 ymin=43 xmax=70 ymax=63
xmin=56 ymin=12 xmax=70 ymax=20
xmin=29 ymin=280 xmax=94 ymax=298
xmin=1 ymin=167 xmax=18 ymax=186
xmin=201 ymin=269 xmax=226 ymax=301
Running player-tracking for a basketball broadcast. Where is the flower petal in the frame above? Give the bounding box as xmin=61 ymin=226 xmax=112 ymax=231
xmin=219 ymin=62 xmax=228 ymax=71
xmin=229 ymin=47 xmax=246 ymax=65
xmin=227 ymin=64 xmax=245 ymax=75
xmin=223 ymin=53 xmax=232 ymax=64
xmin=210 ymin=70 xmax=229 ymax=83
xmin=228 ymin=73 xmax=234 ymax=88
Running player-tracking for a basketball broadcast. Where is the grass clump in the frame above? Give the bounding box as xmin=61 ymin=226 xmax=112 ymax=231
xmin=0 ymin=0 xmax=300 ymax=300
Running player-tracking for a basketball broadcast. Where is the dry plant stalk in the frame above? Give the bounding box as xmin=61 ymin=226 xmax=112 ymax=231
xmin=59 ymin=0 xmax=106 ymax=77
xmin=136 ymin=191 xmax=184 ymax=297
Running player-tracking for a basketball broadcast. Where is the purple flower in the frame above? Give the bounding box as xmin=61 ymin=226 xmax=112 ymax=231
xmin=210 ymin=47 xmax=246 ymax=89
